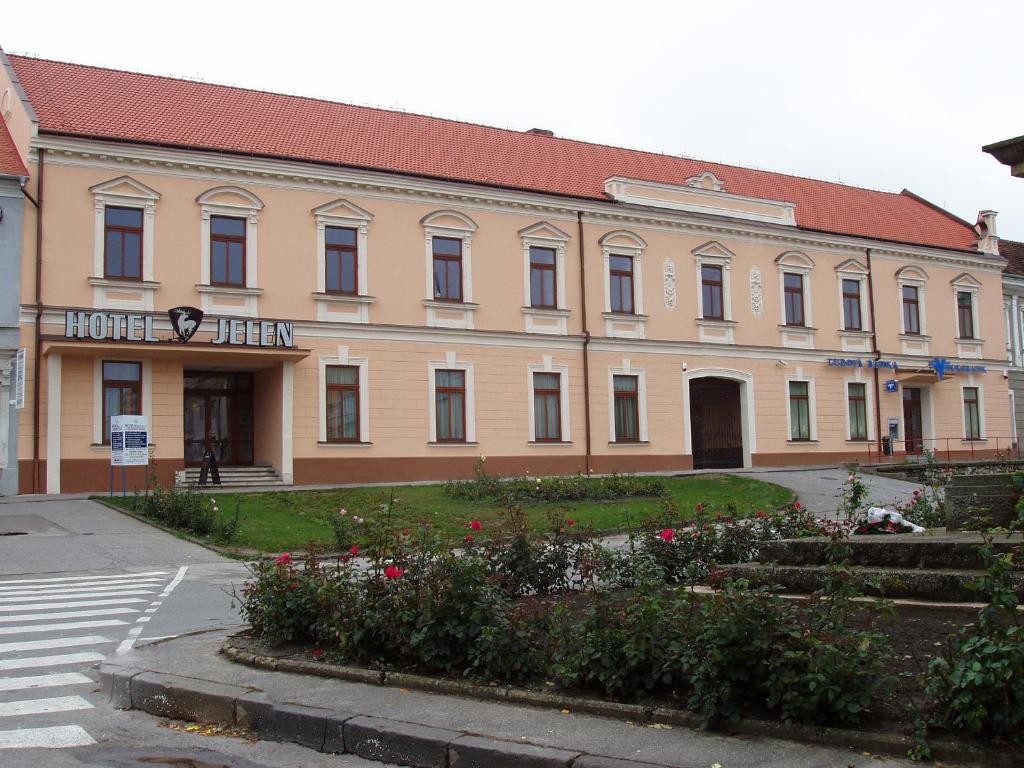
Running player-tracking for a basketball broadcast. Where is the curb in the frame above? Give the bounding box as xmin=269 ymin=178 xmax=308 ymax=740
xmin=219 ymin=636 xmax=1018 ymax=768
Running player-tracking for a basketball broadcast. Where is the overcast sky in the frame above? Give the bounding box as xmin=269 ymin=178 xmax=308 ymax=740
xmin=6 ymin=0 xmax=1024 ymax=241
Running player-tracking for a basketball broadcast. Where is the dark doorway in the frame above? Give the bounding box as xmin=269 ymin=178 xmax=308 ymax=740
xmin=689 ymin=377 xmax=743 ymax=469
xmin=183 ymin=371 xmax=254 ymax=466
xmin=902 ymin=387 xmax=924 ymax=455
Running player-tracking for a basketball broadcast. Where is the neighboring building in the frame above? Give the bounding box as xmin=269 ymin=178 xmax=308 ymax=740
xmin=0 ymin=51 xmax=1011 ymax=494
xmin=983 ymin=134 xmax=1024 ymax=179
xmin=0 ymin=98 xmax=27 ymax=496
xmin=1000 ymin=239 xmax=1024 ymax=444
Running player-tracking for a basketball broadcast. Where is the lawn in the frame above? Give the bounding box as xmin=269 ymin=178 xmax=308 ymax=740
xmin=104 ymin=474 xmax=793 ymax=554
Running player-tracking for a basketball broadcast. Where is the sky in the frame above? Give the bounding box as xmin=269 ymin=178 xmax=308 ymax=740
xmin=5 ymin=0 xmax=1024 ymax=241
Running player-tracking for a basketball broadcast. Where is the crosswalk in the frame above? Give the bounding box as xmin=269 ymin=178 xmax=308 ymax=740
xmin=0 ymin=568 xmax=186 ymax=751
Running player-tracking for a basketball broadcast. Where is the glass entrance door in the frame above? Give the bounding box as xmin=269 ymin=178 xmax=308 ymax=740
xmin=183 ymin=372 xmax=254 ymax=466
xmin=902 ymin=387 xmax=924 ymax=455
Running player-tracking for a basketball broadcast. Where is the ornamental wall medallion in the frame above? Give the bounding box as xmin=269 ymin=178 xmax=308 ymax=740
xmin=749 ymin=266 xmax=764 ymax=316
xmin=663 ymin=258 xmax=677 ymax=310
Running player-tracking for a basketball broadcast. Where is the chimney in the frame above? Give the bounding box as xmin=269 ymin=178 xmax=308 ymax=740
xmin=525 ymin=128 xmax=554 ymax=137
xmin=975 ymin=210 xmax=999 ymax=255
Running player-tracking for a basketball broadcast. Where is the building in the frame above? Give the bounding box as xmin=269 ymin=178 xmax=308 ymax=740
xmin=1002 ymin=239 xmax=1024 ymax=444
xmin=0 ymin=51 xmax=1011 ymax=494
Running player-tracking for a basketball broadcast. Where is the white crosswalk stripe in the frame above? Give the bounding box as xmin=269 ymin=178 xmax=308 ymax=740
xmin=0 ymin=569 xmax=183 ymax=753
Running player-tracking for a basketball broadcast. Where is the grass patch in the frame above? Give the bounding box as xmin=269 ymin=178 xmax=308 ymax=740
xmin=102 ymin=474 xmax=793 ymax=554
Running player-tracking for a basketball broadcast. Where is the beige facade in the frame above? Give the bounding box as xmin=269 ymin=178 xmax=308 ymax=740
xmin=2 ymin=61 xmax=1011 ymax=494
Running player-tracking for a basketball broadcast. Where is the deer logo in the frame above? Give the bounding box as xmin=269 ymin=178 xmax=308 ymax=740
xmin=168 ymin=306 xmax=204 ymax=343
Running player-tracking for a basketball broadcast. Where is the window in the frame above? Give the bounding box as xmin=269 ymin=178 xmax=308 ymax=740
xmin=902 ymin=285 xmax=921 ymax=335
xmin=701 ymin=265 xmax=724 ymax=320
xmin=210 ymin=215 xmax=246 ymax=287
xmin=789 ymin=381 xmax=811 ymax=441
xmin=325 ymin=366 xmax=360 ymax=442
xmin=102 ymin=361 xmax=141 ymax=444
xmin=957 ymin=291 xmax=975 ymax=339
xmin=842 ymin=279 xmax=862 ymax=331
xmin=613 ymin=374 xmax=639 ymax=442
xmin=435 ymin=369 xmax=466 ymax=442
xmin=529 ymin=246 xmax=557 ymax=308
xmin=533 ymin=372 xmax=562 ymax=441
xmin=783 ymin=273 xmax=805 ymax=326
xmin=609 ymin=255 xmax=635 ymax=314
xmin=848 ymin=383 xmax=868 ymax=441
xmin=432 ymin=237 xmax=463 ymax=302
xmin=963 ymin=387 xmax=981 ymax=440
xmin=104 ymin=207 xmax=143 ymax=280
xmin=325 ymin=226 xmax=358 ymax=295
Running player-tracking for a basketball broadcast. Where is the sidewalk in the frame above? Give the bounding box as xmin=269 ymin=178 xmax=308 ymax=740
xmin=100 ymin=630 xmax=944 ymax=768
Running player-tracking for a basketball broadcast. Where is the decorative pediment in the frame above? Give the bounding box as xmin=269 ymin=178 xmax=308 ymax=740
xmin=420 ymin=209 xmax=478 ymax=232
xmin=775 ymin=250 xmax=815 ymax=269
xmin=598 ymin=229 xmax=647 ymax=250
xmin=518 ymin=221 xmax=571 ymax=241
xmin=895 ymin=265 xmax=928 ymax=282
xmin=196 ymin=186 xmax=264 ymax=210
xmin=950 ymin=272 xmax=982 ymax=288
xmin=834 ymin=258 xmax=868 ymax=275
xmin=685 ymin=171 xmax=725 ymax=192
xmin=89 ymin=175 xmax=161 ymax=200
xmin=692 ymin=240 xmax=736 ymax=261
xmin=312 ymin=198 xmax=374 ymax=222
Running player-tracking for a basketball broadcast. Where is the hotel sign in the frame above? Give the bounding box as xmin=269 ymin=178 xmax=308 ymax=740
xmin=64 ymin=308 xmax=295 ymax=348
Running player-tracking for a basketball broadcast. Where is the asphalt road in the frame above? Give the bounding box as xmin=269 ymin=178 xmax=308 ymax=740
xmin=0 ymin=496 xmax=392 ymax=767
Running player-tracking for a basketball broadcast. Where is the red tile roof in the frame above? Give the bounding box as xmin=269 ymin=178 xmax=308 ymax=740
xmin=0 ymin=117 xmax=27 ymax=178
xmin=6 ymin=54 xmax=981 ymax=252
xmin=1001 ymin=238 xmax=1024 ymax=276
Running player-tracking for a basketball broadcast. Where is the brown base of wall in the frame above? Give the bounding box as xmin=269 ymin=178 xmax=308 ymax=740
xmin=20 ymin=459 xmax=183 ymax=495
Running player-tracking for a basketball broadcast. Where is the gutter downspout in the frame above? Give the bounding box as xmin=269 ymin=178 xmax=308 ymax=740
xmin=577 ymin=212 xmax=592 ymax=474
xmin=865 ymin=248 xmax=883 ymax=460
xmin=30 ymin=150 xmax=43 ymax=493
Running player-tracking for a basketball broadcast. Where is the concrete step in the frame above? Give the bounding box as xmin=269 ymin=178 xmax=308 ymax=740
xmin=758 ymin=534 xmax=1023 ymax=570
xmin=177 ymin=464 xmax=285 ymax=489
xmin=723 ymin=561 xmax=1024 ymax=602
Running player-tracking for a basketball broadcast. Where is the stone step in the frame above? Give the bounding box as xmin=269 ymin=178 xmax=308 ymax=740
xmin=757 ymin=535 xmax=1022 ymax=570
xmin=177 ymin=464 xmax=284 ymax=489
xmin=723 ymin=562 xmax=1024 ymax=602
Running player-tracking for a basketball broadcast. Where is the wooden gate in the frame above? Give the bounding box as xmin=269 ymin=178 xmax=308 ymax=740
xmin=689 ymin=377 xmax=743 ymax=469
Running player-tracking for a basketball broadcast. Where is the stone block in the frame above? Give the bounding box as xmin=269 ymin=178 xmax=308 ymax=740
xmin=449 ymin=734 xmax=580 ymax=768
xmin=130 ymin=671 xmax=250 ymax=723
xmin=344 ymin=715 xmax=458 ymax=768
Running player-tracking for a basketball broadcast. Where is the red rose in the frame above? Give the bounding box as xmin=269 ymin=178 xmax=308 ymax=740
xmin=659 ymin=528 xmax=675 ymax=542
xmin=793 ymin=501 xmax=802 ymax=510
xmin=384 ymin=565 xmax=405 ymax=579
xmin=349 ymin=545 xmax=360 ymax=556
xmin=756 ymin=510 xmax=766 ymax=519
xmin=469 ymin=520 xmax=482 ymax=531
xmin=464 ymin=534 xmax=474 ymax=543
xmin=275 ymin=553 xmax=291 ymax=565
xmin=312 ymin=648 xmax=323 ymax=660
xmin=566 ymin=519 xmax=576 ymax=527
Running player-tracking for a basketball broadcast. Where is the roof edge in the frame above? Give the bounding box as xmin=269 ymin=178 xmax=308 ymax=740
xmin=899 ymin=188 xmax=976 ymax=230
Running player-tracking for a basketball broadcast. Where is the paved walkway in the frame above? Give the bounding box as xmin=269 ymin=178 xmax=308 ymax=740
xmin=735 ymin=468 xmax=923 ymax=516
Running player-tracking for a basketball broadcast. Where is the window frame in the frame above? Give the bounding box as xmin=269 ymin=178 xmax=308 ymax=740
xmin=783 ymin=272 xmax=805 ymax=327
xmin=963 ymin=385 xmax=982 ymax=441
xmin=842 ymin=278 xmax=863 ymax=331
xmin=957 ymin=290 xmax=975 ymax=340
xmin=208 ymin=214 xmax=247 ymax=288
xmin=325 ymin=364 xmax=361 ymax=443
xmin=787 ymin=379 xmax=813 ymax=442
xmin=103 ymin=206 xmax=145 ymax=281
xmin=608 ymin=254 xmax=635 ymax=315
xmin=612 ymin=374 xmax=640 ymax=443
xmin=317 ymin=352 xmax=370 ymax=444
xmin=531 ymin=371 xmax=563 ymax=442
xmin=431 ymin=236 xmax=464 ymax=303
xmin=847 ymin=382 xmax=868 ymax=441
xmin=701 ymin=264 xmax=725 ymax=321
xmin=529 ymin=246 xmax=558 ymax=309
xmin=101 ymin=360 xmax=142 ymax=445
xmin=434 ymin=368 xmax=468 ymax=443
xmin=902 ymin=284 xmax=921 ymax=336
xmin=324 ymin=225 xmax=359 ymax=297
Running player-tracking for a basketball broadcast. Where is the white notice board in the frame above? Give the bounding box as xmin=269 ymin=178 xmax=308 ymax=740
xmin=110 ymin=415 xmax=150 ymax=466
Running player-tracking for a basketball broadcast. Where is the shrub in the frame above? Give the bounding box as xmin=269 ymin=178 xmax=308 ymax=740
xmin=238 ymin=551 xmax=329 ymax=647
xmin=131 ymin=484 xmax=240 ymax=542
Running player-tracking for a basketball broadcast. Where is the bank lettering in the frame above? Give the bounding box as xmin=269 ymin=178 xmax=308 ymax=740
xmin=64 ymin=310 xmax=295 ymax=348
xmin=826 ymin=358 xmax=899 ymax=369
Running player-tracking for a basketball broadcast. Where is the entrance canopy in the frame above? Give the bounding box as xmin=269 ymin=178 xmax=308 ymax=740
xmin=41 ymin=338 xmax=310 ymax=368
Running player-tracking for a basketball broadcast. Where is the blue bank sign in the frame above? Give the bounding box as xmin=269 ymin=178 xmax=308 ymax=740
xmin=826 ymin=358 xmax=899 ymax=369
xmin=930 ymin=358 xmax=986 ymax=381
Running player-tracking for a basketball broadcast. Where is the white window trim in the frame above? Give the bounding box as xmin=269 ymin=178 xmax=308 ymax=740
xmin=776 ymin=252 xmax=814 ymax=328
xmin=527 ymin=356 xmax=571 ymax=443
xmin=90 ymin=176 xmax=161 ymax=283
xmin=960 ymin=379 xmax=986 ymax=440
xmin=520 ymin=222 xmax=570 ymax=311
xmin=92 ymin=358 xmax=151 ymax=446
xmin=601 ymin=234 xmax=646 ymax=316
xmin=428 ymin=353 xmax=476 ymax=444
xmin=422 ymin=210 xmax=477 ymax=303
xmin=313 ymin=199 xmax=374 ymax=297
xmin=197 ymin=187 xmax=263 ymax=289
xmin=693 ymin=241 xmax=735 ymax=321
xmin=896 ymin=268 xmax=928 ymax=336
xmin=785 ymin=369 xmax=817 ymax=442
xmin=843 ymin=371 xmax=874 ymax=442
xmin=835 ymin=260 xmax=870 ymax=332
xmin=607 ymin=360 xmax=648 ymax=443
xmin=317 ymin=347 xmax=370 ymax=444
xmin=950 ymin=274 xmax=981 ymax=341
